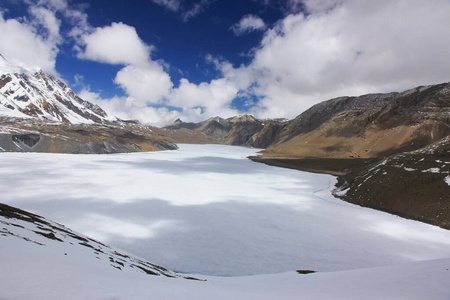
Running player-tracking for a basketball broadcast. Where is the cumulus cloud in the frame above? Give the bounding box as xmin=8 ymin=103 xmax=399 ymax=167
xmin=0 ymin=11 xmax=59 ymax=73
xmin=77 ymin=22 xmax=173 ymax=106
xmin=78 ymin=88 xmax=180 ymax=125
xmin=0 ymin=0 xmax=91 ymax=74
xmin=168 ymin=77 xmax=239 ymax=116
xmin=114 ymin=63 xmax=173 ymax=104
xmin=78 ymin=22 xmax=151 ymax=65
xmin=231 ymin=14 xmax=266 ymax=36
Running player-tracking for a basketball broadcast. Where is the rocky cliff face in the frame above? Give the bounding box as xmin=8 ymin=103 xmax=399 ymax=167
xmin=261 ymin=82 xmax=450 ymax=158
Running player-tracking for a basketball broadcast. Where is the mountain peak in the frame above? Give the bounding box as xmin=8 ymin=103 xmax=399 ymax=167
xmin=227 ymin=114 xmax=257 ymax=123
xmin=0 ymin=60 xmax=112 ymax=124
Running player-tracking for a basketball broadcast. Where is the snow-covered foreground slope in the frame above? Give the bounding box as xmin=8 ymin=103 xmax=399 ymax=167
xmin=1 ymin=212 xmax=450 ymax=300
xmin=2 ymin=205 xmax=449 ymax=300
xmin=1 ymin=144 xmax=450 ymax=277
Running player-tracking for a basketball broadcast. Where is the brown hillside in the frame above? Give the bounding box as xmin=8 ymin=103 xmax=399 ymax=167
xmin=261 ymin=82 xmax=450 ymax=158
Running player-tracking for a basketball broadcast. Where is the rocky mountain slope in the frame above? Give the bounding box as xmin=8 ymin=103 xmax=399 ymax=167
xmin=0 ymin=56 xmax=177 ymax=153
xmin=333 ymin=136 xmax=450 ymax=229
xmin=0 ymin=116 xmax=178 ymax=153
xmin=260 ymin=82 xmax=450 ymax=158
xmin=0 ymin=55 xmax=111 ymax=124
xmin=164 ymin=115 xmax=288 ymax=148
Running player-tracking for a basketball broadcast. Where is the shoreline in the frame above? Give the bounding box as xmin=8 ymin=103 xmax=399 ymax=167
xmin=249 ymin=154 xmax=450 ymax=230
xmin=248 ymin=156 xmax=380 ymax=176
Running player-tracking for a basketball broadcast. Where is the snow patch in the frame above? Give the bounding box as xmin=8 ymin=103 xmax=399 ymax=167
xmin=422 ymin=168 xmax=441 ymax=173
xmin=404 ymin=167 xmax=417 ymax=172
xmin=444 ymin=176 xmax=450 ymax=186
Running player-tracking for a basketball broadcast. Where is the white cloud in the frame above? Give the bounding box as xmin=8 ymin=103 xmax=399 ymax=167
xmin=0 ymin=0 xmax=90 ymax=75
xmin=77 ymin=22 xmax=174 ymax=106
xmin=151 ymin=0 xmax=181 ymax=12
xmin=168 ymin=77 xmax=239 ymax=120
xmin=301 ymin=0 xmax=344 ymax=13
xmin=169 ymin=78 xmax=235 ymax=108
xmin=150 ymin=0 xmax=216 ymax=22
xmin=114 ymin=62 xmax=173 ymax=104
xmin=78 ymin=88 xmax=180 ymax=125
xmin=78 ymin=22 xmax=151 ymax=65
xmin=0 ymin=11 xmax=59 ymax=73
xmin=39 ymin=0 xmax=69 ymax=11
xmin=231 ymin=14 xmax=266 ymax=36
xmin=28 ymin=6 xmax=61 ymax=44
xmin=182 ymin=0 xmax=216 ymax=22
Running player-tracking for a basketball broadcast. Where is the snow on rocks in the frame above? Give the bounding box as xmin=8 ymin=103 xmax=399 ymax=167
xmin=0 ymin=57 xmax=113 ymax=124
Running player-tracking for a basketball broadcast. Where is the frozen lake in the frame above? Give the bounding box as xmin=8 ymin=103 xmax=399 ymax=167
xmin=1 ymin=144 xmax=450 ymax=276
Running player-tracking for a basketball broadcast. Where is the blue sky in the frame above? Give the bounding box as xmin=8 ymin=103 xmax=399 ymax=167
xmin=1 ymin=0 xmax=450 ymax=125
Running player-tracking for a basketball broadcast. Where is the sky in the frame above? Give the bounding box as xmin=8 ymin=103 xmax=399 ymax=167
xmin=1 ymin=0 xmax=450 ymax=125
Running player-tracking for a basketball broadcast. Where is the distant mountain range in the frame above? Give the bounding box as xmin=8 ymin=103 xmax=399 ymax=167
xmin=166 ymin=82 xmax=450 ymax=159
xmin=164 ymin=114 xmax=288 ymax=148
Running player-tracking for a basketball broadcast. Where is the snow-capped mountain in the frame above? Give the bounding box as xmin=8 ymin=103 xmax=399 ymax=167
xmin=0 ymin=55 xmax=113 ymax=124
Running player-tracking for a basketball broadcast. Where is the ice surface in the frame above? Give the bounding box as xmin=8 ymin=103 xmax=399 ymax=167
xmin=1 ymin=144 xmax=450 ymax=277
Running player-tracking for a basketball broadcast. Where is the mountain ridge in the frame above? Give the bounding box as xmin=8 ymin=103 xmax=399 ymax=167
xmin=0 ymin=56 xmax=112 ymax=124
xmin=260 ymin=81 xmax=450 ymax=158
